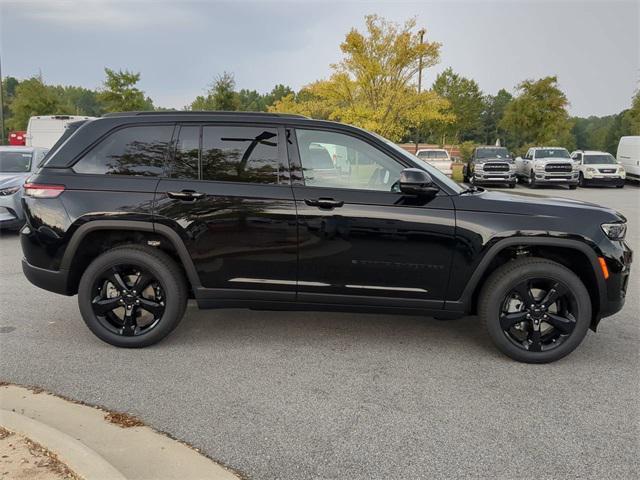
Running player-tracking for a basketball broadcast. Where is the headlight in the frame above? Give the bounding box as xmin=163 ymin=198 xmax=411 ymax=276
xmin=601 ymin=222 xmax=627 ymax=240
xmin=586 ymin=167 xmax=596 ymax=173
xmin=619 ymin=166 xmax=625 ymax=173
xmin=0 ymin=185 xmax=21 ymax=196
xmin=534 ymin=163 xmax=545 ymax=172
xmin=475 ymin=164 xmax=483 ymax=171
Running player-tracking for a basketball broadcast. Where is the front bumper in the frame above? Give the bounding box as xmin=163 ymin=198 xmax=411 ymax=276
xmin=473 ymin=172 xmax=516 ymax=185
xmin=582 ymin=176 xmax=625 ymax=187
xmin=597 ymin=242 xmax=632 ymax=324
xmin=533 ymin=172 xmax=579 ymax=184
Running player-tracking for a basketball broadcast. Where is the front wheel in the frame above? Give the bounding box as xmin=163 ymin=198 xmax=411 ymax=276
xmin=78 ymin=245 xmax=188 ymax=347
xmin=528 ymin=170 xmax=537 ymax=188
xmin=479 ymin=258 xmax=591 ymax=363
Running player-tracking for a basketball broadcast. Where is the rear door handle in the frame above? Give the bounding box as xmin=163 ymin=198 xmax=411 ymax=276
xmin=304 ymin=198 xmax=344 ymax=209
xmin=167 ymin=190 xmax=206 ymax=201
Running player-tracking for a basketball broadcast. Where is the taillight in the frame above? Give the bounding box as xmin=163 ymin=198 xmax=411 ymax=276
xmin=23 ymin=183 xmax=65 ymax=198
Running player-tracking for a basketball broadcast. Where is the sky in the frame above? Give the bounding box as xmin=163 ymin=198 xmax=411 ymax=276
xmin=1 ymin=0 xmax=638 ymax=117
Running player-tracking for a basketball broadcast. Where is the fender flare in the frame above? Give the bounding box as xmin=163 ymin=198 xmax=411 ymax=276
xmin=447 ymin=236 xmax=606 ymax=313
xmin=60 ymin=220 xmax=202 ymax=289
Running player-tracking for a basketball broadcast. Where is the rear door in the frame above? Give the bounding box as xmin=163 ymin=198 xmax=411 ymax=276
xmin=154 ymin=123 xmax=298 ymax=301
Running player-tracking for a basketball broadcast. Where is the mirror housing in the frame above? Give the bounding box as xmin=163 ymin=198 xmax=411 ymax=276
xmin=399 ymin=168 xmax=439 ymax=196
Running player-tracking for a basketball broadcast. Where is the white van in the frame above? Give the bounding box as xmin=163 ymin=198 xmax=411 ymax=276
xmin=26 ymin=115 xmax=95 ymax=149
xmin=616 ymin=136 xmax=640 ymax=183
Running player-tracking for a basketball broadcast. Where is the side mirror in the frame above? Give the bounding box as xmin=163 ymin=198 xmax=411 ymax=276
xmin=516 ymin=156 xmax=522 ymax=161
xmin=399 ymin=168 xmax=439 ymax=196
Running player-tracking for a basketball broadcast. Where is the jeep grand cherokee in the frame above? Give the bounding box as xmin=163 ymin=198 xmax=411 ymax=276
xmin=20 ymin=112 xmax=632 ymax=363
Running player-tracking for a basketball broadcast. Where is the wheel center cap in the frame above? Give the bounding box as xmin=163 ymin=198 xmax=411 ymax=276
xmin=530 ymin=306 xmax=544 ymax=319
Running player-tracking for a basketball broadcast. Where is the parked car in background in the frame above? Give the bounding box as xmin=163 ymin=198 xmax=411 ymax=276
xmin=26 ymin=115 xmax=95 ymax=148
xmin=415 ymin=148 xmax=452 ymax=176
xmin=19 ymin=112 xmax=632 ymax=363
xmin=8 ymin=131 xmax=27 ymax=146
xmin=571 ymin=150 xmax=625 ymax=188
xmin=515 ymin=147 xmax=579 ymax=189
xmin=0 ymin=146 xmax=49 ymax=230
xmin=616 ymin=136 xmax=640 ymax=183
xmin=464 ymin=146 xmax=516 ymax=188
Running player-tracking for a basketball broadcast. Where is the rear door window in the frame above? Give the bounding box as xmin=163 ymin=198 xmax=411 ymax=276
xmin=73 ymin=125 xmax=173 ymax=176
xmin=171 ymin=126 xmax=200 ymax=179
xmin=201 ymin=125 xmax=287 ymax=184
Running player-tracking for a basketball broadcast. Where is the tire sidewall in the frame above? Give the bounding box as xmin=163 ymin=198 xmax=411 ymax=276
xmin=78 ymin=248 xmax=186 ymax=348
xmin=482 ymin=261 xmax=591 ymax=363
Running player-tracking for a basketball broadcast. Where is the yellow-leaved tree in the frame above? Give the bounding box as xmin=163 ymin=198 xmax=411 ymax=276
xmin=270 ymin=15 xmax=454 ymax=141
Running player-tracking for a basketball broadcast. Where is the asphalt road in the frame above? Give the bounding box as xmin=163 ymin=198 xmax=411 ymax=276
xmin=1 ymin=184 xmax=638 ymax=479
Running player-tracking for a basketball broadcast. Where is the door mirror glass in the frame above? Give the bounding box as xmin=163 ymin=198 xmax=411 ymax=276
xmin=399 ymin=168 xmax=439 ymax=196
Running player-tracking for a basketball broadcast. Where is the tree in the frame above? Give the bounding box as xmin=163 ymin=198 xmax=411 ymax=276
xmin=7 ymin=77 xmax=67 ymax=130
xmin=481 ymin=89 xmax=513 ymax=145
xmin=98 ymin=68 xmax=153 ymax=112
xmin=500 ymin=76 xmax=574 ymax=151
xmin=624 ymin=90 xmax=640 ymax=135
xmin=270 ymin=15 xmax=451 ymax=141
xmin=190 ymin=72 xmax=239 ymax=111
xmin=432 ymin=68 xmax=485 ymax=142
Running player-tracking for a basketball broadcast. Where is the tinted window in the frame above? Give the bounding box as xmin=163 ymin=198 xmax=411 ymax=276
xmin=296 ymin=129 xmax=403 ymax=192
xmin=201 ymin=126 xmax=285 ymax=184
xmin=74 ymin=125 xmax=172 ymax=176
xmin=0 ymin=151 xmax=32 ymax=172
xmin=172 ymin=126 xmax=200 ymax=179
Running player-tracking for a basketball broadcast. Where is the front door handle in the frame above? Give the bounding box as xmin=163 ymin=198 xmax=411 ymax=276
xmin=167 ymin=190 xmax=206 ymax=201
xmin=304 ymin=198 xmax=344 ymax=209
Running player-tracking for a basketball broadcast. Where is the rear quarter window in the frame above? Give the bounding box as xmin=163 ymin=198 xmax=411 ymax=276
xmin=73 ymin=125 xmax=173 ymax=176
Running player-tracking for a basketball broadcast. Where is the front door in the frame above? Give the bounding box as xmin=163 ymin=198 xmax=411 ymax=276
xmin=154 ymin=123 xmax=298 ymax=301
xmin=288 ymin=127 xmax=456 ymax=309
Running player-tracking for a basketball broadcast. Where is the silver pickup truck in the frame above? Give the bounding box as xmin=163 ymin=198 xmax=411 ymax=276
xmin=515 ymin=147 xmax=579 ymax=188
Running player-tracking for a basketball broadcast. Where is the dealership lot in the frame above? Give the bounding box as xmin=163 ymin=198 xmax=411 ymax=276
xmin=1 ymin=184 xmax=638 ymax=479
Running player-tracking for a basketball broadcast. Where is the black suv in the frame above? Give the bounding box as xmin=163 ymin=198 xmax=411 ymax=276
xmin=465 ymin=146 xmax=516 ymax=188
xmin=21 ymin=112 xmax=632 ymax=363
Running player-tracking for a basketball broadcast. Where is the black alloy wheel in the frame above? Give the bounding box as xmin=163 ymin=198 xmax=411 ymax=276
xmin=91 ymin=265 xmax=165 ymax=337
xmin=479 ymin=257 xmax=591 ymax=363
xmin=78 ymin=245 xmax=187 ymax=348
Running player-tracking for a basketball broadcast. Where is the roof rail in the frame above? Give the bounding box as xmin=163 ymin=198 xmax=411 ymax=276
xmin=102 ymin=111 xmax=308 ymax=119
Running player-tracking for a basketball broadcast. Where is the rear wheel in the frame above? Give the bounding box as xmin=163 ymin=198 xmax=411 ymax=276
xmin=528 ymin=170 xmax=537 ymax=188
xmin=78 ymin=245 xmax=188 ymax=347
xmin=578 ymin=172 xmax=585 ymax=187
xmin=479 ymin=258 xmax=591 ymax=363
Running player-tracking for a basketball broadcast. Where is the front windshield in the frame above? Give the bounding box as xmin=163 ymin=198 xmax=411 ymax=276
xmin=476 ymin=147 xmax=511 ymax=159
xmin=370 ymin=132 xmax=465 ymax=194
xmin=536 ymin=148 xmax=570 ymax=159
xmin=584 ymin=154 xmax=617 ymax=165
xmin=0 ymin=151 xmax=32 ymax=172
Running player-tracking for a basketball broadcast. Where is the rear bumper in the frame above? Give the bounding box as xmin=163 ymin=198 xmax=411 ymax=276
xmin=22 ymin=258 xmax=72 ymax=296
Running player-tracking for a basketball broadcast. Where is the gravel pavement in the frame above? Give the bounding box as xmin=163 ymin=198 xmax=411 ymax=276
xmin=1 ymin=184 xmax=638 ymax=479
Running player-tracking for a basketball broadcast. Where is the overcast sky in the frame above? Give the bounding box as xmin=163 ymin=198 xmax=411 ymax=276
xmin=1 ymin=0 xmax=638 ymax=117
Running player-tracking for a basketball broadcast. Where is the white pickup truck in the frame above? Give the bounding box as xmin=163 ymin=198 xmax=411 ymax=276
xmin=515 ymin=147 xmax=579 ymax=189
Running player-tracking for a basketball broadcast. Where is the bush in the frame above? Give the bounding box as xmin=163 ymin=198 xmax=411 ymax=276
xmin=458 ymin=141 xmax=477 ymax=163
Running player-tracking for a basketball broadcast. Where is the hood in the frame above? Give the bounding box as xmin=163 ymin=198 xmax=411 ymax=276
xmin=455 ymin=189 xmax=625 ymax=222
xmin=536 ymin=157 xmax=573 ymax=163
xmin=0 ymin=172 xmax=30 ymax=189
xmin=475 ymin=157 xmax=513 ymax=164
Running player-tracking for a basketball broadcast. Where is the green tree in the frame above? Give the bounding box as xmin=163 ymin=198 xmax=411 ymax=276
xmin=481 ymin=89 xmax=513 ymax=145
xmin=432 ymin=68 xmax=484 ymax=142
xmin=190 ymin=72 xmax=239 ymax=111
xmin=237 ymin=89 xmax=267 ymax=111
xmin=7 ymin=77 xmax=67 ymax=130
xmin=270 ymin=15 xmax=451 ymax=141
xmin=98 ymin=68 xmax=153 ymax=112
xmin=623 ymin=90 xmax=640 ymax=135
xmin=59 ymin=85 xmax=105 ymax=116
xmin=500 ymin=76 xmax=574 ymax=151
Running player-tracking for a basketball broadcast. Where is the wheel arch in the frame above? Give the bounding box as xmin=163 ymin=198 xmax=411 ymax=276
xmin=448 ymin=237 xmax=607 ymax=329
xmin=61 ymin=220 xmax=201 ymax=295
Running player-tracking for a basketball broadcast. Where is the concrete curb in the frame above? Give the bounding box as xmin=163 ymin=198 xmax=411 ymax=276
xmin=1 ymin=385 xmax=242 ymax=480
xmin=1 ymin=409 xmax=126 ymax=480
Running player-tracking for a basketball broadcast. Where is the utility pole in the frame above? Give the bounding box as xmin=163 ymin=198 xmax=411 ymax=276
xmin=0 ymin=54 xmax=4 ymax=145
xmin=415 ymin=29 xmax=426 ymax=153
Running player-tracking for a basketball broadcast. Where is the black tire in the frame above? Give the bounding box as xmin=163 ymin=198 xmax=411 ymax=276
xmin=569 ymin=185 xmax=578 ymax=190
xmin=478 ymin=257 xmax=591 ymax=363
xmin=578 ymin=172 xmax=585 ymax=187
xmin=78 ymin=245 xmax=188 ymax=348
xmin=616 ymin=184 xmax=624 ymax=189
xmin=508 ymin=182 xmax=516 ymax=189
xmin=528 ymin=170 xmax=537 ymax=188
